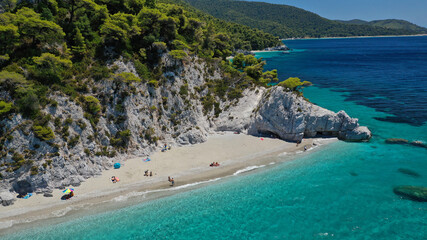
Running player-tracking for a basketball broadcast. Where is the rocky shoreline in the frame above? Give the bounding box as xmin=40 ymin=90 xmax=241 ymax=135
xmin=0 ymin=55 xmax=371 ymax=206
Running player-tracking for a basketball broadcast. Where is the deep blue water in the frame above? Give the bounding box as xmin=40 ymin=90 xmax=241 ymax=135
xmin=262 ymin=36 xmax=427 ymax=126
xmin=2 ymin=37 xmax=427 ymax=239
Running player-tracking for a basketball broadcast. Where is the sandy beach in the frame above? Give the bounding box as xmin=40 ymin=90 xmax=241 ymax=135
xmin=0 ymin=133 xmax=337 ymax=231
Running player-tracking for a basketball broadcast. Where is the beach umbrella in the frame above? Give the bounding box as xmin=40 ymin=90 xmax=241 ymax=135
xmin=63 ymin=188 xmax=74 ymax=194
xmin=114 ymin=163 xmax=121 ymax=169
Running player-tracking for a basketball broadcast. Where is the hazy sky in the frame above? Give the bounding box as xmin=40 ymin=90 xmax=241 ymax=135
xmin=244 ymin=0 xmax=427 ymax=27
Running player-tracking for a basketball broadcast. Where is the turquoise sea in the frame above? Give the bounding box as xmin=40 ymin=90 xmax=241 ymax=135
xmin=2 ymin=36 xmax=427 ymax=239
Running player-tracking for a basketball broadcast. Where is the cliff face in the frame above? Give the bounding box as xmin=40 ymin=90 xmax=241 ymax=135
xmin=0 ymin=55 xmax=217 ymax=196
xmin=0 ymin=56 xmax=371 ymax=204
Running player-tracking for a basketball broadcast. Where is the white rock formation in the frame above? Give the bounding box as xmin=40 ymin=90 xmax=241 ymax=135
xmin=0 ymin=191 xmax=15 ymax=206
xmin=246 ymin=87 xmax=371 ymax=141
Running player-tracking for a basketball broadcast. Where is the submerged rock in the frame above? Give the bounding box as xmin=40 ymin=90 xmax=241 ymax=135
xmin=393 ymin=186 xmax=427 ymax=202
xmin=410 ymin=141 xmax=427 ymax=149
xmin=397 ymin=168 xmax=421 ymax=178
xmin=385 ymin=138 xmax=409 ymax=144
xmin=385 ymin=139 xmax=426 ymax=149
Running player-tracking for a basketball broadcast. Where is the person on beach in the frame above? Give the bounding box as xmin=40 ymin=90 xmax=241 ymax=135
xmin=304 ymin=146 xmax=307 ymax=151
xmin=111 ymin=176 xmax=117 ymax=183
xmin=168 ymin=176 xmax=174 ymax=186
xmin=144 ymin=170 xmax=149 ymax=176
xmin=150 ymin=171 xmax=152 ymax=177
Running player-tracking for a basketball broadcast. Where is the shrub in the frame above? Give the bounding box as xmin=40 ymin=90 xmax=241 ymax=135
xmin=110 ymin=129 xmax=131 ymax=148
xmin=227 ymin=88 xmax=243 ymax=100
xmin=3 ymin=63 xmax=24 ymax=74
xmin=17 ymin=92 xmax=40 ymax=117
xmin=0 ymin=71 xmax=27 ymax=86
xmin=278 ymin=77 xmax=312 ymax=92
xmin=65 ymin=118 xmax=73 ymax=125
xmin=134 ymin=60 xmax=151 ymax=80
xmin=77 ymin=119 xmax=87 ymax=130
xmin=30 ymin=166 xmax=39 ymax=175
xmin=114 ymin=72 xmax=141 ymax=82
xmin=170 ymin=50 xmax=188 ymax=60
xmin=68 ymin=135 xmax=80 ymax=148
xmin=179 ymin=84 xmax=189 ymax=97
xmin=148 ymin=79 xmax=159 ymax=88
xmin=162 ymin=97 xmax=168 ymax=105
xmin=90 ymin=63 xmax=111 ymax=81
xmin=11 ymin=152 xmax=26 ymax=170
xmin=32 ymin=53 xmax=72 ymax=84
xmin=152 ymin=42 xmax=167 ymax=53
xmin=33 ymin=125 xmax=55 ymax=141
xmin=201 ymin=95 xmax=215 ymax=114
xmin=83 ymin=96 xmax=101 ymax=115
xmin=171 ymin=40 xmax=190 ymax=50
xmin=84 ymin=148 xmax=91 ymax=156
xmin=0 ymin=101 xmax=13 ymax=116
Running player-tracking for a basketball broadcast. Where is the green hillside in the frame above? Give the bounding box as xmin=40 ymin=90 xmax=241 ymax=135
xmin=0 ymin=0 xmax=279 ymax=130
xmin=338 ymin=19 xmax=427 ymax=34
xmin=183 ymin=0 xmax=420 ymax=38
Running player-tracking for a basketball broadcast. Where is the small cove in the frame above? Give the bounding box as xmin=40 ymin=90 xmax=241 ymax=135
xmin=2 ymin=36 xmax=427 ymax=240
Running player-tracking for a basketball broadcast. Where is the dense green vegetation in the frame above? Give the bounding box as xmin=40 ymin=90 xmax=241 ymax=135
xmin=0 ymin=0 xmax=282 ymax=148
xmin=337 ymin=19 xmax=427 ymax=34
xmin=183 ymin=0 xmax=421 ymax=38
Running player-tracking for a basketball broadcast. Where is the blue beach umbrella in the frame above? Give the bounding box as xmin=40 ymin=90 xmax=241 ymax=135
xmin=114 ymin=163 xmax=121 ymax=169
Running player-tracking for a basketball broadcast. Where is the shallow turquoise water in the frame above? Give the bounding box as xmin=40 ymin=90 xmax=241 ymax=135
xmin=3 ymin=37 xmax=427 ymax=239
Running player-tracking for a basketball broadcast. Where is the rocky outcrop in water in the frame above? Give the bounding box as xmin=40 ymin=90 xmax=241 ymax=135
xmin=246 ymin=87 xmax=371 ymax=142
xmin=262 ymin=45 xmax=289 ymax=51
xmin=393 ymin=186 xmax=427 ymax=202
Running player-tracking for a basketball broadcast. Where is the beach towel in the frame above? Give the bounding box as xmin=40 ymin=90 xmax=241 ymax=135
xmin=143 ymin=158 xmax=151 ymax=162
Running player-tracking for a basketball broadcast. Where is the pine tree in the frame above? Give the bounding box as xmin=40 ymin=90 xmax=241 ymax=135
xmin=71 ymin=28 xmax=86 ymax=57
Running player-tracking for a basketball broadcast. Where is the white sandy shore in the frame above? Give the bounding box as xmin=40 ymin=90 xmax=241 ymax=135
xmin=0 ymin=133 xmax=337 ymax=231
